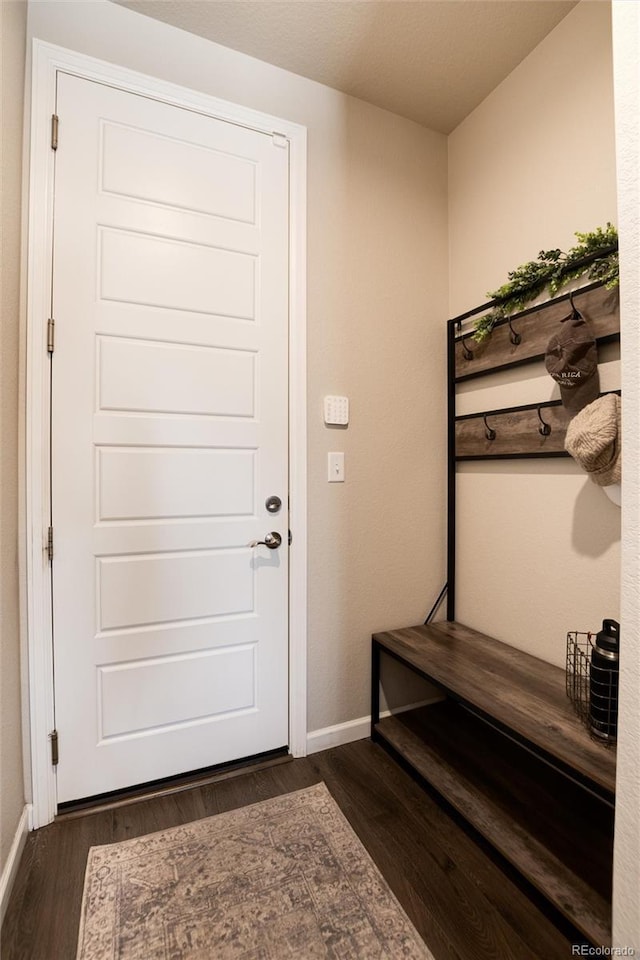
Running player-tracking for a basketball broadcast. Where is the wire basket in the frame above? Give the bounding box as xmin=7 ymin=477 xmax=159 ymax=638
xmin=566 ymin=631 xmax=617 ymax=746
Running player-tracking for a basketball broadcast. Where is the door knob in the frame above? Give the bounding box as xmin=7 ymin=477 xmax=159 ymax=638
xmin=248 ymin=532 xmax=282 ymax=550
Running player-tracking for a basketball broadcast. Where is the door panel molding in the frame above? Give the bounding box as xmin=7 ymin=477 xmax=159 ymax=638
xmin=23 ymin=39 xmax=307 ymax=828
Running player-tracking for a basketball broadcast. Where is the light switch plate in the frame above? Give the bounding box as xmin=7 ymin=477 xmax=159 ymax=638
xmin=328 ymin=452 xmax=345 ymax=482
xmin=324 ymin=396 xmax=349 ymax=426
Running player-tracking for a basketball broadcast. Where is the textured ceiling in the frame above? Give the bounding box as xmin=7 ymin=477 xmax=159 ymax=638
xmin=114 ymin=0 xmax=580 ymax=133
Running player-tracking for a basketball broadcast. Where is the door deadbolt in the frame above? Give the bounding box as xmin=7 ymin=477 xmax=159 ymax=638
xmin=265 ymin=495 xmax=282 ymax=514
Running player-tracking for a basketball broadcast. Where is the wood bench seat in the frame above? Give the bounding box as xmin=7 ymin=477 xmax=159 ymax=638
xmin=371 ymin=621 xmax=616 ymax=946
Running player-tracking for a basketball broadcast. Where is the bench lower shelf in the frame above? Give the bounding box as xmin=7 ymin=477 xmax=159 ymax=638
xmin=374 ymin=701 xmax=613 ymax=947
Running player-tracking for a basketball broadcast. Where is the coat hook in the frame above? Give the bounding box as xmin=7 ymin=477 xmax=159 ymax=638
xmin=537 ymin=405 xmax=551 ymax=437
xmin=483 ymin=415 xmax=496 ymax=441
xmin=461 ymin=336 xmax=474 ymax=361
xmin=568 ymin=290 xmax=582 ymax=320
xmin=507 ymin=317 xmax=521 ymax=346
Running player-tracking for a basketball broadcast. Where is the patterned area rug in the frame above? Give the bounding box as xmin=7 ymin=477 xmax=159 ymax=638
xmin=76 ymin=781 xmax=434 ymax=959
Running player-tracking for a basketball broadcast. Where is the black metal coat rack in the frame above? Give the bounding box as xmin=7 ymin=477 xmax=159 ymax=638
xmin=445 ymin=258 xmax=620 ymax=622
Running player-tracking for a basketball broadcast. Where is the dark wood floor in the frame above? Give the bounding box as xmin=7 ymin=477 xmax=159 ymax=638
xmin=1 ymin=739 xmax=579 ymax=960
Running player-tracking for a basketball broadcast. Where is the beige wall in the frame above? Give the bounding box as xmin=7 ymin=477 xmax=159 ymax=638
xmin=0 ymin=0 xmax=27 ymax=872
xmin=448 ymin=0 xmax=620 ymax=667
xmin=26 ymin=0 xmax=449 ymax=734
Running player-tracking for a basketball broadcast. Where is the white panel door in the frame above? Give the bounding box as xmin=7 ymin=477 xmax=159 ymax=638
xmin=51 ymin=73 xmax=290 ymax=803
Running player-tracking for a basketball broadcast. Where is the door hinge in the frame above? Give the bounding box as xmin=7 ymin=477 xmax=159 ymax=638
xmin=47 ymin=318 xmax=55 ymax=355
xmin=288 ymin=529 xmax=293 ymax=546
xmin=47 ymin=526 xmax=54 ymax=563
xmin=51 ymin=114 xmax=59 ymax=151
xmin=50 ymin=730 xmax=59 ymax=766
xmin=272 ymin=132 xmax=288 ymax=149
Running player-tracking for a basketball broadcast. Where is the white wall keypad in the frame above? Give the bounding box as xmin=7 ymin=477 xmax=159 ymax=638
xmin=324 ymin=395 xmax=349 ymax=425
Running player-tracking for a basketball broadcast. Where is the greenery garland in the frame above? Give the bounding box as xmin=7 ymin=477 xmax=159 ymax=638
xmin=473 ymin=224 xmax=619 ymax=344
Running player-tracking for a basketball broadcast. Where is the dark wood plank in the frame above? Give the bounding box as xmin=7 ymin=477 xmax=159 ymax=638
xmin=375 ymin=704 xmax=612 ymax=946
xmin=456 ymin=402 xmax=571 ymax=459
xmin=1 ymin=742 xmax=579 ymax=960
xmin=1 ymin=811 xmax=114 ymax=960
xmin=309 ymin=740 xmax=567 ymax=960
xmin=110 ymin=783 xmax=208 ymax=841
xmin=353 ymin=738 xmax=577 ymax=960
xmin=454 ymin=283 xmax=620 ymax=380
xmin=374 ymin=621 xmax=616 ymax=796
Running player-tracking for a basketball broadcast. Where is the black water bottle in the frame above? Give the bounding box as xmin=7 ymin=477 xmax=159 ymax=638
xmin=590 ymin=619 xmax=620 ymax=742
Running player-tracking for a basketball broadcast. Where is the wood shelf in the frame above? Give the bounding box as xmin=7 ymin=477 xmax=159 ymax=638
xmin=375 ymin=704 xmax=613 ymax=947
xmin=455 ymin=392 xmax=621 ymax=461
xmin=455 ymin=399 xmax=571 ymax=460
xmin=371 ymin=621 xmax=617 ymax=945
xmin=374 ymin=621 xmax=615 ymax=797
xmin=454 ymin=282 xmax=620 ymax=382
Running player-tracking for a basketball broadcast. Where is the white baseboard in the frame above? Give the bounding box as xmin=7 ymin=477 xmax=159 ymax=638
xmin=307 ymin=716 xmax=372 ymax=754
xmin=306 ymin=697 xmax=443 ymax=755
xmin=0 ymin=804 xmax=32 ymax=927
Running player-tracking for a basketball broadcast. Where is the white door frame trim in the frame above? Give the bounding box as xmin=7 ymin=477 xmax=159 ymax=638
xmin=24 ymin=39 xmax=307 ymax=829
